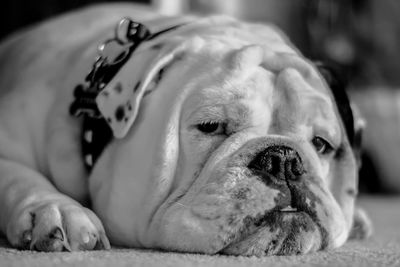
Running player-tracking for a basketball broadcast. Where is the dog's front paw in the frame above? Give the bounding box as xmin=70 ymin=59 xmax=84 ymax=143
xmin=6 ymin=201 xmax=110 ymax=251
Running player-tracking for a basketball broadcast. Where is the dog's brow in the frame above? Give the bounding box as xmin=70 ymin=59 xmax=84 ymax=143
xmin=187 ymin=105 xmax=225 ymax=123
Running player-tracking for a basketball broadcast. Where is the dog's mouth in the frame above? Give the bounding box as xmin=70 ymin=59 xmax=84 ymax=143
xmin=279 ymin=205 xmax=298 ymax=212
xmin=220 ymin=204 xmax=321 ymax=256
xmin=216 ymin=144 xmax=326 ymax=255
xmin=156 ymin=141 xmax=335 ymax=256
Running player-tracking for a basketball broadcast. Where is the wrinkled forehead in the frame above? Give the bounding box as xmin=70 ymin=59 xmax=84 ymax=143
xmin=169 ymin=17 xmax=332 ymax=94
xmin=183 ymin=41 xmax=335 ymax=107
xmin=157 ymin=17 xmax=343 ymax=132
xmin=182 ymin=42 xmax=342 ymax=139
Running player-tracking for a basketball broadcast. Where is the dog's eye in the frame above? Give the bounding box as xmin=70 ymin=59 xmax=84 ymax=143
xmin=196 ymin=122 xmax=225 ymax=135
xmin=312 ymin=136 xmax=334 ymax=155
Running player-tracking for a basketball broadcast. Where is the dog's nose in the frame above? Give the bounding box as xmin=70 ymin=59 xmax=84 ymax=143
xmin=248 ymin=146 xmax=305 ymax=181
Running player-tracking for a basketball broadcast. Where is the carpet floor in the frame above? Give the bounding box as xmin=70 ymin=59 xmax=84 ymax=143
xmin=0 ymin=196 xmax=399 ymax=267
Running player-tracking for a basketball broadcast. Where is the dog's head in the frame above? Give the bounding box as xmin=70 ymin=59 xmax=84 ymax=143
xmin=89 ymin=16 xmax=363 ymax=256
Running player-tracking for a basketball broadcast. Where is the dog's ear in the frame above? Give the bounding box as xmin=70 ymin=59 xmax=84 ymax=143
xmin=96 ymin=43 xmax=186 ymax=138
xmin=315 ymin=62 xmax=366 ymax=166
xmin=314 ymin=63 xmax=354 ymax=141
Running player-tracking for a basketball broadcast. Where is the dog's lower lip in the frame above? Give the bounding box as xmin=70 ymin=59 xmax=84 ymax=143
xmin=221 ymin=211 xmax=316 ymax=255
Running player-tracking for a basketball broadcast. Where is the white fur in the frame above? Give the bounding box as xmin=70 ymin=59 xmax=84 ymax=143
xmin=0 ymin=4 xmax=359 ymax=255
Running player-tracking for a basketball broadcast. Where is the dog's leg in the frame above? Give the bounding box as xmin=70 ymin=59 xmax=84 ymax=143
xmin=0 ymin=159 xmax=110 ymax=251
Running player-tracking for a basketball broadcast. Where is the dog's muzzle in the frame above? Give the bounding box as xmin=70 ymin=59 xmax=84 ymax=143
xmin=220 ymin=145 xmax=324 ymax=255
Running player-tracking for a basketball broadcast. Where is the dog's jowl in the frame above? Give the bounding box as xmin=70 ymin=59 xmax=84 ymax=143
xmin=0 ymin=4 xmax=371 ymax=255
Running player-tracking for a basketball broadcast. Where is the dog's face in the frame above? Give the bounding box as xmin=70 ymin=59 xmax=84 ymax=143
xmin=89 ymin=17 xmax=358 ymax=256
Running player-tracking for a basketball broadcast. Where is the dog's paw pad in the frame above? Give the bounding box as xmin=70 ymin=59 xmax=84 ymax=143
xmin=20 ymin=230 xmax=33 ymax=249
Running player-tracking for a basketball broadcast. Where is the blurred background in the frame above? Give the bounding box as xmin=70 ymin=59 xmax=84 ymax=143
xmin=1 ymin=0 xmax=400 ymax=195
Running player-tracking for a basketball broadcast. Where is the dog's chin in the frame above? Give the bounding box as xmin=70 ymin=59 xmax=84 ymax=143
xmin=221 ymin=211 xmax=322 ymax=256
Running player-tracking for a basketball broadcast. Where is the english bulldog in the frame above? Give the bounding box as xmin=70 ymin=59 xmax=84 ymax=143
xmin=0 ymin=4 xmax=371 ymax=256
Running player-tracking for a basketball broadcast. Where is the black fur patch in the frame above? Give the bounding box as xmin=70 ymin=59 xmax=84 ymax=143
xmin=133 ymin=81 xmax=141 ymax=93
xmin=115 ymin=105 xmax=125 ymax=121
xmin=151 ymin=43 xmax=164 ymax=50
xmin=114 ymin=82 xmax=123 ymax=94
xmin=232 ymin=187 xmax=251 ymax=200
xmin=346 ymin=188 xmax=357 ymax=197
xmin=315 ymin=62 xmax=355 ymax=146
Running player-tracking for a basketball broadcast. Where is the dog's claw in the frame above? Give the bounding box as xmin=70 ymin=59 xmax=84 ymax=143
xmin=49 ymin=227 xmax=64 ymax=241
xmin=21 ymin=230 xmax=32 ymax=249
xmin=75 ymin=231 xmax=97 ymax=250
xmin=81 ymin=232 xmax=90 ymax=244
xmin=94 ymin=232 xmax=111 ymax=250
xmin=30 ymin=229 xmax=66 ymax=252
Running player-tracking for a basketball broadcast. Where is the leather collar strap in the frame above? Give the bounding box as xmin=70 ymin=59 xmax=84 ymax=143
xmin=70 ymin=18 xmax=184 ymax=171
